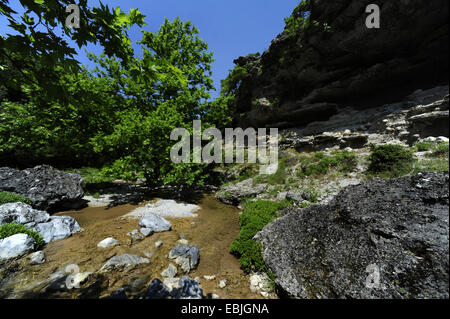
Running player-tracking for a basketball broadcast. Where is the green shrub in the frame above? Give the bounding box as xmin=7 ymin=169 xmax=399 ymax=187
xmin=0 ymin=192 xmax=32 ymax=205
xmin=431 ymin=142 xmax=449 ymax=158
xmin=413 ymin=141 xmax=433 ymax=152
xmin=230 ymin=200 xmax=291 ymax=273
xmin=0 ymin=223 xmax=44 ymax=249
xmin=413 ymin=157 xmax=449 ymax=173
xmin=297 ymin=151 xmax=357 ymax=177
xmin=367 ymin=144 xmax=414 ymax=178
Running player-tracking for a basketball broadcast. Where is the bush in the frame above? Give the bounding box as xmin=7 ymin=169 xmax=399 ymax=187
xmin=431 ymin=142 xmax=449 ymax=158
xmin=367 ymin=144 xmax=414 ymax=178
xmin=230 ymin=200 xmax=291 ymax=273
xmin=413 ymin=141 xmax=433 ymax=152
xmin=0 ymin=223 xmax=44 ymax=250
xmin=297 ymin=151 xmax=357 ymax=177
xmin=0 ymin=192 xmax=32 ymax=205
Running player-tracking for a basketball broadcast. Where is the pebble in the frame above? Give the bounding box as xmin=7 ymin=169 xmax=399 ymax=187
xmin=218 ymin=279 xmax=227 ymax=288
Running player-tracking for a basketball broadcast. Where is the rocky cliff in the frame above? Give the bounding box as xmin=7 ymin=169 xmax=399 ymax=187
xmin=232 ymin=0 xmax=449 ymax=133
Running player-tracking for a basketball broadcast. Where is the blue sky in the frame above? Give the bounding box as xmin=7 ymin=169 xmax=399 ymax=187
xmin=0 ymin=0 xmax=299 ymax=97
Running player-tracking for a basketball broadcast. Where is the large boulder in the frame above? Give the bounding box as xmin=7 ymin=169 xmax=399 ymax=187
xmin=256 ymin=172 xmax=449 ymax=299
xmin=100 ymin=254 xmax=150 ymax=272
xmin=138 ymin=213 xmax=172 ymax=232
xmin=0 ymin=202 xmax=81 ymax=243
xmin=216 ymin=178 xmax=267 ymax=205
xmin=32 ymin=216 xmax=81 ymax=243
xmin=143 ymin=276 xmax=204 ymax=299
xmin=0 ymin=234 xmax=36 ymax=260
xmin=0 ymin=165 xmax=84 ymax=212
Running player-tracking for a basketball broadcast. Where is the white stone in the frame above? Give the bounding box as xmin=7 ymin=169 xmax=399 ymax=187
xmin=0 ymin=233 xmax=35 ymax=260
xmin=161 ymin=263 xmax=178 ymax=278
xmin=177 ymin=239 xmax=189 ymax=245
xmin=126 ymin=199 xmax=200 ymax=218
xmin=249 ymin=274 xmax=262 ymax=287
xmin=97 ymin=237 xmax=120 ymax=248
xmin=29 ymin=251 xmax=45 ymax=264
xmin=155 ymin=240 xmax=163 ymax=248
xmin=203 ymin=275 xmax=216 ymax=281
xmin=138 ymin=213 xmax=172 ymax=232
xmin=218 ymin=279 xmax=227 ymax=288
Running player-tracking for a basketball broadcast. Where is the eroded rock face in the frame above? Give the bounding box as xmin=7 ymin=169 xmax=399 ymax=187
xmin=233 ymin=0 xmax=449 ymax=131
xmin=0 ymin=203 xmax=81 ymax=243
xmin=256 ymin=172 xmax=449 ymax=299
xmin=0 ymin=165 xmax=84 ymax=212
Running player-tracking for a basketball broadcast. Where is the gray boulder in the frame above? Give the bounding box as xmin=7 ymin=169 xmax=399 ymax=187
xmin=256 ymin=172 xmax=449 ymax=299
xmin=171 ymin=276 xmax=204 ymax=299
xmin=215 ymin=178 xmax=267 ymax=205
xmin=0 ymin=203 xmax=81 ymax=243
xmin=138 ymin=213 xmax=172 ymax=232
xmin=168 ymin=244 xmax=200 ymax=273
xmin=0 ymin=202 xmax=50 ymax=226
xmin=143 ymin=276 xmax=204 ymax=299
xmin=143 ymin=278 xmax=170 ymax=299
xmin=0 ymin=165 xmax=84 ymax=211
xmin=29 ymin=251 xmax=46 ymax=265
xmin=32 ymin=216 xmax=81 ymax=243
xmin=100 ymin=254 xmax=150 ymax=272
xmin=0 ymin=234 xmax=36 ymax=260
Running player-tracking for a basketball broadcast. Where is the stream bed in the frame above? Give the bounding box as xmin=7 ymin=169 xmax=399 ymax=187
xmin=3 ymin=194 xmax=267 ymax=299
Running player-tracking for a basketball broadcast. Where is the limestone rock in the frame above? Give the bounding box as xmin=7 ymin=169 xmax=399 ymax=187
xmin=97 ymin=237 xmax=120 ymax=248
xmin=0 ymin=165 xmax=84 ymax=211
xmin=0 ymin=234 xmax=35 ymax=260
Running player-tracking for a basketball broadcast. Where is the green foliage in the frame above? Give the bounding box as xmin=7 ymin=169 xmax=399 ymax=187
xmin=297 ymin=151 xmax=357 ymax=177
xmin=0 ymin=7 xmax=225 ymax=187
xmin=304 ymin=188 xmax=319 ymax=203
xmin=0 ymin=223 xmax=44 ymax=250
xmin=413 ymin=157 xmax=449 ymax=174
xmin=413 ymin=141 xmax=433 ymax=152
xmin=0 ymin=0 xmax=145 ymax=102
xmin=0 ymin=192 xmax=32 ymax=205
xmin=230 ymin=200 xmax=291 ymax=273
xmin=367 ymin=144 xmax=414 ymax=178
xmin=413 ymin=142 xmax=449 ymax=174
xmin=284 ymin=0 xmax=311 ymax=37
xmin=220 ymin=65 xmax=248 ymax=97
xmin=431 ymin=142 xmax=449 ymax=158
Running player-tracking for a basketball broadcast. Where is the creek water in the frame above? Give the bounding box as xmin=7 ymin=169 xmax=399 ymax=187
xmin=6 ymin=194 xmax=264 ymax=299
